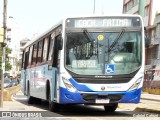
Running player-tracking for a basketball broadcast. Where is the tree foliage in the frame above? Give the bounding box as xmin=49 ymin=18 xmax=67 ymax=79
xmin=0 ymin=45 xmax=12 ymax=71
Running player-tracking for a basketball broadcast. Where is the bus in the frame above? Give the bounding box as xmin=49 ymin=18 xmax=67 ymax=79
xmin=21 ymin=15 xmax=145 ymax=112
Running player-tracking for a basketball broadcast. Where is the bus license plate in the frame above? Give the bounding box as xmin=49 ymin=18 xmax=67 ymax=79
xmin=96 ymin=98 xmax=110 ymax=103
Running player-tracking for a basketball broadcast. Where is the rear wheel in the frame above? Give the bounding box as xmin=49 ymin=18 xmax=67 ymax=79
xmin=104 ymin=103 xmax=118 ymax=112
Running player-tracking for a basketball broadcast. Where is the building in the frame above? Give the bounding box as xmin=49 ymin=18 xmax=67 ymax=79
xmin=123 ymin=0 xmax=159 ymax=26
xmin=6 ymin=17 xmax=24 ymax=77
xmin=123 ymin=0 xmax=160 ymax=89
xmin=19 ymin=38 xmax=31 ymax=61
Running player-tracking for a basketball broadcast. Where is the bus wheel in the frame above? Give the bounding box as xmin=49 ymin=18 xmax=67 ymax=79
xmin=48 ymin=92 xmax=59 ymax=112
xmin=104 ymin=103 xmax=118 ymax=112
xmin=27 ymin=85 xmax=34 ymax=104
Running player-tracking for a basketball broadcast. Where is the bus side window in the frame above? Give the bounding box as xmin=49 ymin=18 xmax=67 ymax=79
xmin=37 ymin=40 xmax=44 ymax=64
xmin=28 ymin=45 xmax=33 ymax=67
xmin=48 ymin=35 xmax=54 ymax=61
xmin=24 ymin=47 xmax=29 ymax=69
xmin=32 ymin=43 xmax=38 ymax=66
xmin=21 ymin=51 xmax=25 ymax=69
xmin=52 ymin=35 xmax=61 ymax=67
xmin=42 ymin=38 xmax=49 ymax=62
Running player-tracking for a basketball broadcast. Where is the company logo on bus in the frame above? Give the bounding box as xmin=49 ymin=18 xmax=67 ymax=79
xmin=101 ymin=86 xmax=106 ymax=91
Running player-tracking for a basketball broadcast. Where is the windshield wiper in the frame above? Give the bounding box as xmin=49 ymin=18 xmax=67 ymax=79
xmin=108 ymin=29 xmax=125 ymax=52
xmin=83 ymin=29 xmax=93 ymax=42
xmin=83 ymin=29 xmax=100 ymax=63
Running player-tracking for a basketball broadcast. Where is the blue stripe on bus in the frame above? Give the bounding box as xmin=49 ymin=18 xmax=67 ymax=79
xmin=60 ymin=87 xmax=85 ymax=103
xmin=59 ymin=87 xmax=142 ymax=104
xmin=69 ymin=78 xmax=93 ymax=91
xmin=119 ymin=87 xmax=142 ymax=103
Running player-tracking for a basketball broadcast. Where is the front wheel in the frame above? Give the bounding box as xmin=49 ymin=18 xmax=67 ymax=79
xmin=48 ymin=92 xmax=59 ymax=112
xmin=27 ymin=85 xmax=34 ymax=104
xmin=104 ymin=103 xmax=118 ymax=112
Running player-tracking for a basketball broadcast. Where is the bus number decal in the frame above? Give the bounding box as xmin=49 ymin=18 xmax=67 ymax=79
xmin=72 ymin=60 xmax=97 ymax=68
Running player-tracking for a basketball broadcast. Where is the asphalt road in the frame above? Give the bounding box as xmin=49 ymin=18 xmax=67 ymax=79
xmin=10 ymin=94 xmax=159 ymax=118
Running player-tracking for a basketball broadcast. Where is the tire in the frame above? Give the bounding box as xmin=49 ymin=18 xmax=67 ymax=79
xmin=27 ymin=84 xmax=34 ymax=104
xmin=48 ymin=91 xmax=59 ymax=112
xmin=104 ymin=103 xmax=118 ymax=112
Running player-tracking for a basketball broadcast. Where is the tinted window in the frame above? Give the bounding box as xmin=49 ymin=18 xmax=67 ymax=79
xmin=37 ymin=40 xmax=43 ymax=64
xmin=32 ymin=43 xmax=38 ymax=65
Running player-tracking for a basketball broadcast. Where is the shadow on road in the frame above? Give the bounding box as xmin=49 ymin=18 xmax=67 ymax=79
xmin=12 ymin=94 xmax=135 ymax=117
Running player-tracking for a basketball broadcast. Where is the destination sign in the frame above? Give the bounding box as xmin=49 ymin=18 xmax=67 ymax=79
xmin=66 ymin=17 xmax=141 ymax=28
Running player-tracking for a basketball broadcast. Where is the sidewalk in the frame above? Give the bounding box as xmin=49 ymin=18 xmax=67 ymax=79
xmin=0 ymin=90 xmax=47 ymax=111
xmin=118 ymin=93 xmax=160 ymax=113
xmin=141 ymin=93 xmax=160 ymax=102
xmin=134 ymin=93 xmax=160 ymax=113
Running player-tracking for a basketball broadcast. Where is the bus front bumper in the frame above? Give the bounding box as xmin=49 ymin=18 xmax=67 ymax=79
xmin=59 ymin=87 xmax=142 ymax=104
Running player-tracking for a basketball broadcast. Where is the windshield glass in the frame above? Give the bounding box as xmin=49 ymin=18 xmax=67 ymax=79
xmin=65 ymin=30 xmax=142 ymax=75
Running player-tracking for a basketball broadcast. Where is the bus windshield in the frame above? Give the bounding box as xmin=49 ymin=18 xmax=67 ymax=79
xmin=65 ymin=30 xmax=142 ymax=75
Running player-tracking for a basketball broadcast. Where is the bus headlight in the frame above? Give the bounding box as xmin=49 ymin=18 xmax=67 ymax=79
xmin=128 ymin=77 xmax=142 ymax=91
xmin=62 ymin=77 xmax=77 ymax=92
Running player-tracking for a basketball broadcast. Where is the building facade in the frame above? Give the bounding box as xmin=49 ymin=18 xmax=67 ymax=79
xmin=19 ymin=38 xmax=31 ymax=61
xmin=123 ymin=0 xmax=160 ymax=89
xmin=7 ymin=17 xmax=24 ymax=77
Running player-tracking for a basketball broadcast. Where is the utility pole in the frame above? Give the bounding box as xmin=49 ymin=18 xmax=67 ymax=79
xmin=0 ymin=0 xmax=7 ymax=108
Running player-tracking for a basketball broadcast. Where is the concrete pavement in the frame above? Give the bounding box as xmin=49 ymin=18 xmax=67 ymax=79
xmin=134 ymin=93 xmax=160 ymax=113
xmin=141 ymin=93 xmax=160 ymax=102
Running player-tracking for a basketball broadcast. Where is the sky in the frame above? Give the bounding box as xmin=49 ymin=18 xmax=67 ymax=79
xmin=0 ymin=0 xmax=123 ymax=39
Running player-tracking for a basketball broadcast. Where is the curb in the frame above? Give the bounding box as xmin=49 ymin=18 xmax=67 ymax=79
xmin=134 ymin=107 xmax=160 ymax=114
xmin=143 ymin=88 xmax=160 ymax=95
xmin=2 ymin=85 xmax=21 ymax=101
xmin=141 ymin=98 xmax=160 ymax=102
xmin=3 ymin=89 xmax=12 ymax=101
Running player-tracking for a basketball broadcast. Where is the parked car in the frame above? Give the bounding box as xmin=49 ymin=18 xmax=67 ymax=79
xmin=12 ymin=79 xmax=18 ymax=86
xmin=4 ymin=79 xmax=12 ymax=88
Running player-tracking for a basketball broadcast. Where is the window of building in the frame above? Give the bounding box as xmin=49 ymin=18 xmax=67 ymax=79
xmin=144 ymin=5 xmax=149 ymax=17
xmin=123 ymin=4 xmax=127 ymax=13
xmin=124 ymin=0 xmax=139 ymax=12
xmin=156 ymin=24 xmax=160 ymax=36
xmin=126 ymin=2 xmax=129 ymax=11
xmin=133 ymin=0 xmax=139 ymax=6
xmin=129 ymin=0 xmax=133 ymax=10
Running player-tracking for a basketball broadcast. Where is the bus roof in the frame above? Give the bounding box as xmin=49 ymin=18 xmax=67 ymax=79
xmin=23 ymin=20 xmax=63 ymax=49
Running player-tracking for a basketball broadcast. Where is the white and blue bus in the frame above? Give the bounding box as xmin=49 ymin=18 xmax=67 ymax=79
xmin=21 ymin=15 xmax=145 ymax=112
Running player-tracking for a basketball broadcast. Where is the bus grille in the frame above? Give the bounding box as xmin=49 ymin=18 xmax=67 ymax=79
xmin=81 ymin=94 xmax=124 ymax=103
xmin=74 ymin=77 xmax=131 ymax=84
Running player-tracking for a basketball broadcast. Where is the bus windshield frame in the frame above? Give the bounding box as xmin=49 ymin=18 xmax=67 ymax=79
xmin=64 ymin=16 xmax=143 ymax=75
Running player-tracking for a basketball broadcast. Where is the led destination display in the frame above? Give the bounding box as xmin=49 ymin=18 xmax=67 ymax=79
xmin=66 ymin=17 xmax=141 ymax=28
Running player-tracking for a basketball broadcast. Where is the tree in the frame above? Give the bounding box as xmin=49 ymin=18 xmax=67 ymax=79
xmin=0 ymin=45 xmax=12 ymax=71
